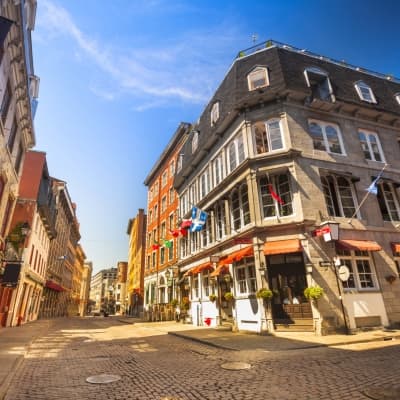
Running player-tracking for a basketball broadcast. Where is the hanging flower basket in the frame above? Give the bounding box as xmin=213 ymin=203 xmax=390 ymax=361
xmin=223 ymin=292 xmax=234 ymax=301
xmin=209 ymin=294 xmax=217 ymax=302
xmin=256 ymin=288 xmax=273 ymax=300
xmin=304 ymin=286 xmax=324 ymax=301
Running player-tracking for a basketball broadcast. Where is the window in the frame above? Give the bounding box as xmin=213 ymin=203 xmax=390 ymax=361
xmin=247 ymin=66 xmax=269 ymax=91
xmin=304 ymin=67 xmax=335 ymax=102
xmin=193 ymin=276 xmax=199 ymax=298
xmin=308 ymin=120 xmax=344 ymax=154
xmin=1 ymin=82 xmax=11 ymax=125
xmin=212 ymin=155 xmax=223 ymax=187
xmin=321 ymin=175 xmax=358 ymax=218
xmin=189 ymin=183 xmax=197 ymax=205
xmin=235 ymin=259 xmax=257 ymax=295
xmin=170 ymin=160 xmax=175 ymax=176
xmin=180 ymin=191 xmax=189 ymax=216
xmin=230 ymin=183 xmax=251 ymax=231
xmin=169 ymin=188 xmax=174 ymax=204
xmin=168 ymin=213 xmax=174 ymax=230
xmin=148 ymin=232 xmax=152 ymax=248
xmin=201 ymin=216 xmax=212 ymax=247
xmin=15 ymin=143 xmax=23 ymax=174
xmin=355 ymin=81 xmax=377 ymax=103
xmin=177 ymin=153 xmax=183 ymax=172
xmin=191 ymin=130 xmax=199 ymax=154
xmin=259 ymin=173 xmax=293 ymax=218
xmin=215 ymin=201 xmax=226 ymax=240
xmin=200 ymin=169 xmax=210 ymax=198
xmin=161 ymin=196 xmax=166 ymax=213
xmin=202 ymin=271 xmax=210 ymax=297
xmin=358 ymin=130 xmax=384 ymax=162
xmin=211 ymin=102 xmax=219 ymax=126
xmin=228 ymin=133 xmax=245 ymax=172
xmin=152 ymin=252 xmax=156 ymax=268
xmin=160 ymin=222 xmax=166 ymax=239
xmin=337 ymin=249 xmax=378 ymax=290
xmin=154 ymin=204 xmax=158 ymax=218
xmin=160 ymin=247 xmax=165 ymax=264
xmin=168 ymin=240 xmax=174 ymax=260
xmin=253 ymin=119 xmax=284 ymax=154
xmin=376 ymin=181 xmax=400 ymax=221
xmin=7 ymin=119 xmax=17 ymax=154
xmin=148 ymin=210 xmax=152 ymax=223
xmin=161 ymin=171 xmax=167 ymax=187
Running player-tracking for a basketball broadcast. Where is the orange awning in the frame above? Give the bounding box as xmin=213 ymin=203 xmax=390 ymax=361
xmin=183 ymin=262 xmax=213 ymax=277
xmin=336 ymin=239 xmax=382 ymax=252
xmin=210 ymin=264 xmax=229 ymax=278
xmin=218 ymin=246 xmax=254 ymax=267
xmin=391 ymin=243 xmax=400 ymax=254
xmin=263 ymin=239 xmax=302 ymax=255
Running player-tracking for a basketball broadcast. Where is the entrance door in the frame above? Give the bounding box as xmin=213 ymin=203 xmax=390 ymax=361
xmin=219 ymin=279 xmax=233 ymax=321
xmin=267 ymin=253 xmax=312 ymax=322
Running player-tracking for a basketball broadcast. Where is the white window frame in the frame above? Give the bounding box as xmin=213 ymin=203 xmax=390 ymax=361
xmin=180 ymin=191 xmax=189 ymax=217
xmin=235 ymin=260 xmax=257 ymax=295
xmin=189 ymin=182 xmax=197 ymax=205
xmin=230 ymin=183 xmax=251 ymax=232
xmin=304 ymin=66 xmax=335 ymax=102
xmin=211 ymin=102 xmax=219 ymax=126
xmin=177 ymin=153 xmax=183 ymax=172
xmin=161 ymin=171 xmax=167 ymax=187
xmin=202 ymin=271 xmax=210 ymax=297
xmin=212 ymin=154 xmax=224 ymax=187
xmin=377 ymin=181 xmax=400 ymax=222
xmin=358 ymin=130 xmax=385 ymax=163
xmin=253 ymin=118 xmax=285 ymax=154
xmin=191 ymin=131 xmax=199 ymax=154
xmin=354 ymin=81 xmax=377 ymax=104
xmin=200 ymin=169 xmax=210 ymax=199
xmin=321 ymin=175 xmax=359 ymax=219
xmin=337 ymin=250 xmax=379 ymax=291
xmin=247 ymin=66 xmax=269 ymax=91
xmin=227 ymin=133 xmax=245 ymax=173
xmin=170 ymin=160 xmax=175 ymax=176
xmin=161 ymin=196 xmax=167 ymax=213
xmin=308 ymin=119 xmax=345 ymax=155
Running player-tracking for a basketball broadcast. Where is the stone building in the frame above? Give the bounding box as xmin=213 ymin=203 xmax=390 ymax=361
xmin=0 ymin=1 xmax=38 ymax=327
xmin=143 ymin=123 xmax=191 ymax=315
xmin=89 ymin=268 xmax=117 ymax=314
xmin=173 ymin=40 xmax=400 ymax=334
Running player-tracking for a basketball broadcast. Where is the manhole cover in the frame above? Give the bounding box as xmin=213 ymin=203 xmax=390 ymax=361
xmin=86 ymin=374 xmax=121 ymax=384
xmin=362 ymin=387 xmax=400 ymax=400
xmin=220 ymin=362 xmax=251 ymax=370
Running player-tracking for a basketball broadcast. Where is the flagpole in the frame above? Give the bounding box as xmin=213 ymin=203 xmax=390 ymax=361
xmin=347 ymin=163 xmax=387 ymax=224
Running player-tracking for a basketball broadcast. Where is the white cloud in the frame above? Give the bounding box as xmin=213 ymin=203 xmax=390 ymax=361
xmin=38 ymin=0 xmax=241 ymax=107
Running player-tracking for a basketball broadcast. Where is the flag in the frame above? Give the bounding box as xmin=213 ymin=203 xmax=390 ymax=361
xmin=152 ymin=241 xmax=160 ymax=250
xmin=366 ymin=169 xmax=385 ymax=195
xmin=162 ymin=238 xmax=173 ymax=248
xmin=268 ymin=184 xmax=284 ymax=205
xmin=190 ymin=207 xmax=208 ymax=232
xmin=169 ymin=229 xmax=180 ymax=238
xmin=180 ymin=219 xmax=192 ymax=230
xmin=0 ymin=16 xmax=13 ymax=46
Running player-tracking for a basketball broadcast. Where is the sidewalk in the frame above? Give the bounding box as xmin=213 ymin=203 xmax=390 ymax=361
xmin=167 ymin=323 xmax=400 ymax=351
xmin=0 ymin=320 xmax=51 ymax=400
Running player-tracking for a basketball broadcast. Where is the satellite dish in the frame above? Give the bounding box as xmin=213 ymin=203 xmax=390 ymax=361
xmin=338 ymin=265 xmax=350 ymax=282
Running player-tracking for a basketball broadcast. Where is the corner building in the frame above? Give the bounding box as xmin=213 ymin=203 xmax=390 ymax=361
xmin=173 ymin=40 xmax=400 ymax=334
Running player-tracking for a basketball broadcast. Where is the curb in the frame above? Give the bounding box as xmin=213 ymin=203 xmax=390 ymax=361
xmin=168 ymin=331 xmax=238 ymax=351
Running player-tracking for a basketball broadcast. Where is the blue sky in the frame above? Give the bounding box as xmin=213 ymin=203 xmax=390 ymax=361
xmin=32 ymin=0 xmax=400 ymax=273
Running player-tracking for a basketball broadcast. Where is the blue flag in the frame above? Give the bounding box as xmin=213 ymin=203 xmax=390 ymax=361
xmin=366 ymin=169 xmax=385 ymax=195
xmin=190 ymin=207 xmax=207 ymax=232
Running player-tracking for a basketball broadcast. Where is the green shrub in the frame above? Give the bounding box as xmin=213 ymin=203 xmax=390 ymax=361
xmin=304 ymin=286 xmax=324 ymax=300
xmin=224 ymin=292 xmax=234 ymax=301
xmin=256 ymin=288 xmax=273 ymax=300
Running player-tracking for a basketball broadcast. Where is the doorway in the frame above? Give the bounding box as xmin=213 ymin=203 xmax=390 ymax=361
xmin=267 ymin=253 xmax=312 ymax=322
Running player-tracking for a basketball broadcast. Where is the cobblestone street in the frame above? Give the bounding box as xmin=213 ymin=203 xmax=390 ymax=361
xmin=3 ymin=317 xmax=400 ymax=400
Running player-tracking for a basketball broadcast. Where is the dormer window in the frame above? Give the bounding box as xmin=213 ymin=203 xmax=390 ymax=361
xmin=191 ymin=130 xmax=199 ymax=154
xmin=247 ymin=67 xmax=269 ymax=91
xmin=354 ymin=81 xmax=377 ymax=103
xmin=211 ymin=102 xmax=219 ymax=126
xmin=395 ymin=93 xmax=400 ymax=105
xmin=304 ymin=67 xmax=335 ymax=102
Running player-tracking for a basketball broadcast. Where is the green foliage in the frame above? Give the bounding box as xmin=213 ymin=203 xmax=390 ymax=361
xmin=181 ymin=296 xmax=190 ymax=310
xmin=209 ymin=294 xmax=217 ymax=302
xmin=304 ymin=286 xmax=324 ymax=300
xmin=170 ymin=298 xmax=178 ymax=307
xmin=256 ymin=288 xmax=273 ymax=300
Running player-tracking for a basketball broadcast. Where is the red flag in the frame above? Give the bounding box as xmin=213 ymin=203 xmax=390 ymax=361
xmin=268 ymin=184 xmax=284 ymax=205
xmin=152 ymin=241 xmax=160 ymax=250
xmin=170 ymin=229 xmax=180 ymax=238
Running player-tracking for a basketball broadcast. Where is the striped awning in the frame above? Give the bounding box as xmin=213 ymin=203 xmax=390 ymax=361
xmin=183 ymin=262 xmax=213 ymax=277
xmin=263 ymin=239 xmax=302 ymax=255
xmin=210 ymin=264 xmax=229 ymax=278
xmin=336 ymin=239 xmax=382 ymax=252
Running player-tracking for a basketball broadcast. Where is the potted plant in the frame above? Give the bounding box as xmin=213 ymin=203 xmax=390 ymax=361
xmin=256 ymin=288 xmax=273 ymax=300
xmin=209 ymin=294 xmax=217 ymax=302
xmin=304 ymin=286 xmax=324 ymax=301
xmin=181 ymin=296 xmax=190 ymax=310
xmin=170 ymin=298 xmax=178 ymax=308
xmin=223 ymin=292 xmax=234 ymax=301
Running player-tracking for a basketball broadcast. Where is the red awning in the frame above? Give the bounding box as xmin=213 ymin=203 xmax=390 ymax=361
xmin=336 ymin=239 xmax=382 ymax=252
xmin=391 ymin=243 xmax=400 ymax=254
xmin=218 ymin=246 xmax=254 ymax=266
xmin=183 ymin=262 xmax=213 ymax=277
xmin=210 ymin=264 xmax=229 ymax=278
xmin=263 ymin=239 xmax=302 ymax=255
xmin=45 ymin=280 xmax=65 ymax=292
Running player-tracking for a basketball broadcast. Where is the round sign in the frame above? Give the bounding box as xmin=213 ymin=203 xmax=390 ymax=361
xmin=338 ymin=265 xmax=350 ymax=282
